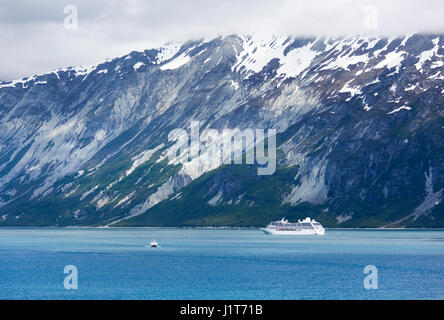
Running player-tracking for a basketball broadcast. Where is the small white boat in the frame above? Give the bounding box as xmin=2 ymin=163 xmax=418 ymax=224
xmin=261 ymin=217 xmax=325 ymax=235
xmin=149 ymin=240 xmax=158 ymax=247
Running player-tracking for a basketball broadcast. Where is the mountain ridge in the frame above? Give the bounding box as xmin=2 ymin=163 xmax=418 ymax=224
xmin=0 ymin=33 xmax=443 ymax=227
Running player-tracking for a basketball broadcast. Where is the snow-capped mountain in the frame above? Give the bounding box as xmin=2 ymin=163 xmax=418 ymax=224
xmin=0 ymin=34 xmax=443 ymax=227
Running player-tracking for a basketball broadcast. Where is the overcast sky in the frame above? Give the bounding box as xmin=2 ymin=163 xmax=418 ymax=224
xmin=1 ymin=0 xmax=444 ymax=81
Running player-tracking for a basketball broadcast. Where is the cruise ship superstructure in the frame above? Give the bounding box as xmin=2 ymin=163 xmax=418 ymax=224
xmin=261 ymin=217 xmax=325 ymax=235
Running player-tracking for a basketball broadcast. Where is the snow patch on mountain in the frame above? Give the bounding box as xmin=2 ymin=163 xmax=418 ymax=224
xmin=415 ymin=37 xmax=441 ymax=71
xmin=233 ymin=34 xmax=320 ymax=78
xmin=126 ymin=144 xmax=164 ymax=177
xmin=278 ymin=42 xmax=320 ymax=77
xmin=320 ymin=50 xmax=368 ymax=71
xmin=155 ymin=43 xmax=181 ymax=64
xmin=133 ymin=62 xmax=145 ymax=71
xmin=388 ymin=106 xmax=412 ymax=114
xmin=374 ymin=50 xmax=407 ymax=73
xmin=160 ymin=50 xmax=191 ymax=70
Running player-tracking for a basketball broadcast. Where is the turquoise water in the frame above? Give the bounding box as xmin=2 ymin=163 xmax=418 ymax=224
xmin=0 ymin=228 xmax=443 ymax=300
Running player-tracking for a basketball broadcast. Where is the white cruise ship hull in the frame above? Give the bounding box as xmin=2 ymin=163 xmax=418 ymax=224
xmin=261 ymin=228 xmax=325 ymax=235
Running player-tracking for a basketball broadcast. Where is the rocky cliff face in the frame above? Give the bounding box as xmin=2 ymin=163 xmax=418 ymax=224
xmin=0 ymin=34 xmax=443 ymax=227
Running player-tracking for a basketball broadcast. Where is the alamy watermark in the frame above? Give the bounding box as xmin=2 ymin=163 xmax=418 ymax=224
xmin=363 ymin=265 xmax=378 ymax=290
xmin=363 ymin=5 xmax=379 ymax=31
xmin=64 ymin=5 xmax=78 ymax=30
xmin=64 ymin=265 xmax=78 ymax=290
xmin=168 ymin=121 xmax=276 ymax=175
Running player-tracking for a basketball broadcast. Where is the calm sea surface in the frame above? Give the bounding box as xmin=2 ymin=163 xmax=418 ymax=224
xmin=0 ymin=228 xmax=443 ymax=299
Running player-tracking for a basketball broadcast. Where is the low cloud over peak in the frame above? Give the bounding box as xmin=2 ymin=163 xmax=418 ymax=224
xmin=1 ymin=0 xmax=444 ymax=80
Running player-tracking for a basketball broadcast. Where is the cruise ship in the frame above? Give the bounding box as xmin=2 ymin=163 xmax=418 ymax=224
xmin=261 ymin=217 xmax=325 ymax=235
